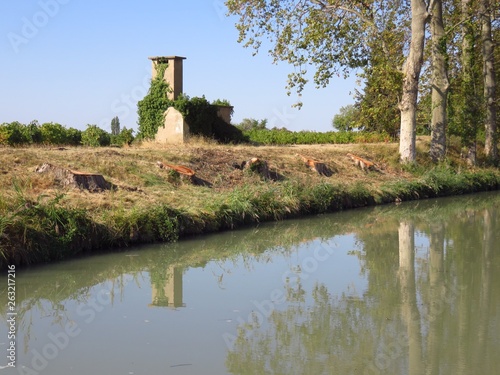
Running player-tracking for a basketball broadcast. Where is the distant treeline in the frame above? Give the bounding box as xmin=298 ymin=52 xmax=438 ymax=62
xmin=242 ymin=128 xmax=392 ymax=145
xmin=0 ymin=121 xmax=134 ymax=147
xmin=0 ymin=120 xmax=393 ymax=147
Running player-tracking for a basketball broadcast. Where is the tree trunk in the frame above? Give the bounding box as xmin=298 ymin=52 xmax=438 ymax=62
xmin=426 ymin=223 xmax=445 ymax=374
xmin=429 ymin=0 xmax=449 ymax=162
xmin=462 ymin=0 xmax=478 ymax=166
xmin=481 ymin=0 xmax=498 ymax=162
xmin=398 ymin=221 xmax=423 ymax=375
xmin=399 ymin=0 xmax=428 ymax=163
xmin=35 ymin=163 xmax=112 ymax=192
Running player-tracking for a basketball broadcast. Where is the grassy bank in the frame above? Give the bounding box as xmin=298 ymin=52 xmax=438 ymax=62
xmin=1 ymin=137 xmax=499 ymax=269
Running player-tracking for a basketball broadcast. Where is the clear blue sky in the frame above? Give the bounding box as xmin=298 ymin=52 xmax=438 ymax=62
xmin=0 ymin=0 xmax=358 ymax=133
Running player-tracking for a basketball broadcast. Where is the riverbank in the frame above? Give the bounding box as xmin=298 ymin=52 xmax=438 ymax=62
xmin=1 ymin=136 xmax=499 ymax=269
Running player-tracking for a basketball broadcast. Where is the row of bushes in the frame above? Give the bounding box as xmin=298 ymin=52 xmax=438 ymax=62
xmin=243 ymin=128 xmax=393 ymax=145
xmin=0 ymin=121 xmax=134 ymax=147
xmin=1 ymin=120 xmax=394 ymax=148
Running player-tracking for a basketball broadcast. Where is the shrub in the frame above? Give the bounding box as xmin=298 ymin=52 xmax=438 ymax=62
xmin=22 ymin=120 xmax=43 ymax=144
xmin=0 ymin=122 xmax=28 ymax=145
xmin=173 ymin=95 xmax=245 ymax=143
xmin=81 ymin=125 xmax=111 ymax=147
xmin=40 ymin=122 xmax=68 ymax=145
xmin=111 ymin=127 xmax=135 ymax=146
xmin=66 ymin=127 xmax=82 ymax=146
xmin=243 ymin=129 xmax=391 ymax=145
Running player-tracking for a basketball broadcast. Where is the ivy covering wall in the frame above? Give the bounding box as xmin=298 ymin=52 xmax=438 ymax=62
xmin=137 ymin=63 xmax=245 ymax=143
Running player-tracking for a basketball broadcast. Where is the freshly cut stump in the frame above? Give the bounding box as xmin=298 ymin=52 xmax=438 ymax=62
xmin=242 ymin=157 xmax=270 ymax=179
xmin=346 ymin=153 xmax=378 ymax=172
xmin=35 ymin=163 xmax=112 ymax=192
xmin=156 ymin=161 xmax=195 ymax=177
xmin=296 ymin=153 xmax=333 ymax=176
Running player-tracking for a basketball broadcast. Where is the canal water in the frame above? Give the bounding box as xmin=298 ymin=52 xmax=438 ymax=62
xmin=1 ymin=192 xmax=500 ymax=374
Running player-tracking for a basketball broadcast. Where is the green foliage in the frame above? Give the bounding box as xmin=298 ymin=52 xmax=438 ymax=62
xmin=0 ymin=192 xmax=103 ymax=266
xmin=237 ymin=118 xmax=268 ymax=131
xmin=137 ymin=63 xmax=173 ymax=140
xmin=81 ymin=125 xmax=111 ymax=147
xmin=65 ymin=127 xmax=82 ymax=146
xmin=0 ymin=122 xmax=28 ymax=145
xmin=170 ymin=95 xmax=244 ymax=143
xmin=174 ymin=94 xmax=215 ymax=135
xmin=212 ymin=98 xmax=232 ymax=107
xmin=111 ymin=127 xmax=134 ymax=146
xmin=136 ymin=62 xmax=244 ymax=143
xmin=111 ymin=116 xmax=121 ymax=136
xmin=332 ymin=105 xmax=359 ymax=131
xmin=243 ymin=128 xmax=390 ymax=145
xmin=353 ymin=20 xmax=405 ymax=137
xmin=226 ymin=0 xmax=376 ymax=106
xmin=40 ymin=122 xmax=69 ymax=145
xmin=0 ymin=121 xmax=82 ymax=146
xmin=22 ymin=120 xmax=43 ymax=144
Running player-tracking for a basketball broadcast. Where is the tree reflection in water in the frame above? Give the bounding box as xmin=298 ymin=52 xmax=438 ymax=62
xmin=226 ymin=200 xmax=500 ymax=375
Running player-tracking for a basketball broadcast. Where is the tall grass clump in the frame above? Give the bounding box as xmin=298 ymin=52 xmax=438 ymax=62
xmin=0 ymin=193 xmax=106 ymax=268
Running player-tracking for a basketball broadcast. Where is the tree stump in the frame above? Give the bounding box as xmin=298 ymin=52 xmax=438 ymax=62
xmin=35 ymin=163 xmax=112 ymax=192
xmin=346 ymin=153 xmax=379 ymax=172
xmin=296 ymin=154 xmax=332 ymax=176
xmin=242 ymin=157 xmax=270 ymax=179
xmin=156 ymin=161 xmax=210 ymax=186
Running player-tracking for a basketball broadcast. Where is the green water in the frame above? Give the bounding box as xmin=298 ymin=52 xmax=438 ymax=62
xmin=1 ymin=192 xmax=500 ymax=374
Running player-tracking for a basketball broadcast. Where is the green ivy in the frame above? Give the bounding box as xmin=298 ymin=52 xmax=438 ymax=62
xmin=137 ymin=62 xmax=173 ymax=140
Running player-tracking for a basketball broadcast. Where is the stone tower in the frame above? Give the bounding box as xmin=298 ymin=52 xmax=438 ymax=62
xmin=148 ymin=56 xmax=186 ymax=100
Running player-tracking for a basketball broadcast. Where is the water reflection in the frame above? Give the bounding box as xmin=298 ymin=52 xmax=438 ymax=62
xmin=226 ymin=194 xmax=500 ymax=375
xmin=0 ymin=192 xmax=499 ymax=374
xmin=149 ymin=266 xmax=184 ymax=308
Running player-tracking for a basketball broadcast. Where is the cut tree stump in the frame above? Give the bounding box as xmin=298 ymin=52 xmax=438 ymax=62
xmin=156 ymin=161 xmax=195 ymax=176
xmin=156 ymin=161 xmax=211 ymax=187
xmin=242 ymin=157 xmax=270 ymax=179
xmin=346 ymin=153 xmax=379 ymax=172
xmin=35 ymin=163 xmax=112 ymax=192
xmin=296 ymin=154 xmax=333 ymax=176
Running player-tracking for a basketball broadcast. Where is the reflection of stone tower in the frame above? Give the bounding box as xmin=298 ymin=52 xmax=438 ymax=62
xmin=149 ymin=266 xmax=185 ymax=308
xmin=148 ymin=56 xmax=186 ymax=100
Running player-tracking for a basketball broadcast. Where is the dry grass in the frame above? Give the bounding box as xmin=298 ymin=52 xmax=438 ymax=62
xmin=0 ymin=139 xmax=441 ymax=214
xmin=0 ymin=136 xmax=486 ymax=225
xmin=1 ymin=142 xmax=398 ymax=215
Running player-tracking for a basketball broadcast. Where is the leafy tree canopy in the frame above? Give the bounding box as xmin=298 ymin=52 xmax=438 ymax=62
xmin=225 ymin=0 xmax=404 ymax=107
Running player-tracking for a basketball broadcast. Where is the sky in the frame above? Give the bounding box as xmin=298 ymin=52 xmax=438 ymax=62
xmin=0 ymin=0 xmax=359 ymax=133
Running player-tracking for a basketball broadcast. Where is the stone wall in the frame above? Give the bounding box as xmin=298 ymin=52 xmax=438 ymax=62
xmin=155 ymin=107 xmax=189 ymax=144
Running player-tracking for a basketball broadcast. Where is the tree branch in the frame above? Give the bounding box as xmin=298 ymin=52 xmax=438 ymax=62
xmin=310 ymin=0 xmax=377 ymax=31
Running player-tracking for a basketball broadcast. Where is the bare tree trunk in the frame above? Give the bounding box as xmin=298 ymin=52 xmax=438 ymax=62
xmin=462 ymin=0 xmax=478 ymax=166
xmin=399 ymin=0 xmax=429 ymax=163
xmin=481 ymin=0 xmax=498 ymax=162
xmin=426 ymin=223 xmax=445 ymax=375
xmin=398 ymin=221 xmax=423 ymax=375
xmin=474 ymin=208 xmax=493 ymax=373
xmin=430 ymin=0 xmax=449 ymax=162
